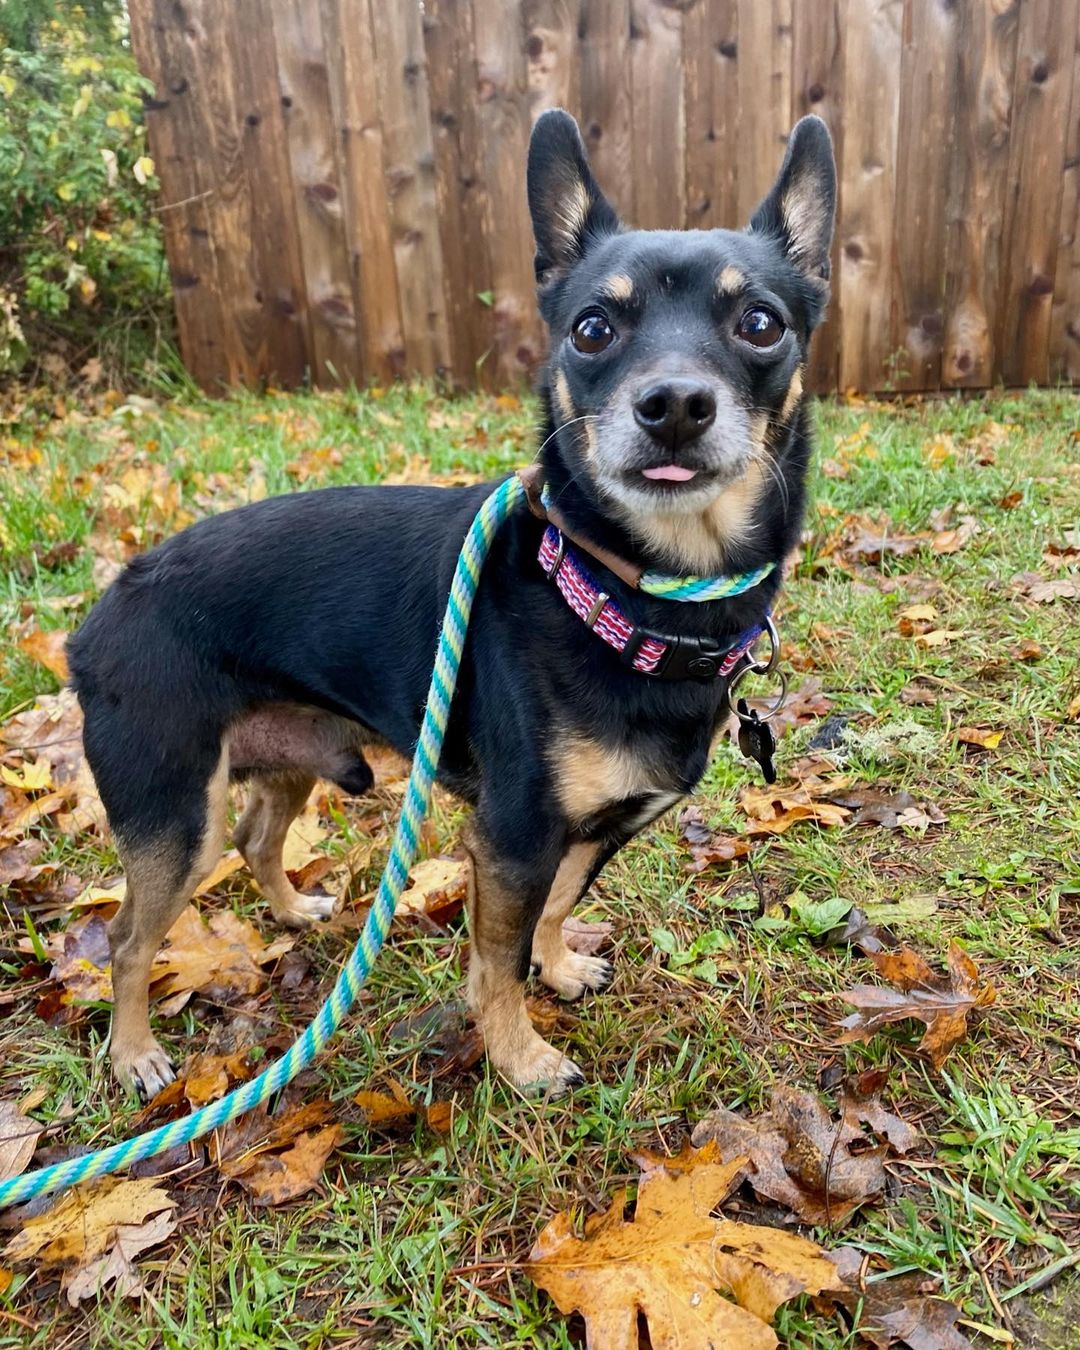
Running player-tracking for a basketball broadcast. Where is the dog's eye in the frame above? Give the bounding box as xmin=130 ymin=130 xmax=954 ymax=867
xmin=571 ymin=312 xmax=616 ymax=354
xmin=736 ymin=307 xmax=784 ymax=349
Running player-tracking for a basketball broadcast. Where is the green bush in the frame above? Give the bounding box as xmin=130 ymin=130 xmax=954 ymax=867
xmin=0 ymin=0 xmax=172 ymax=382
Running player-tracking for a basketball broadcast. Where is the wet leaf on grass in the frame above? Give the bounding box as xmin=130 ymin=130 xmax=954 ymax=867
xmin=824 ymin=787 xmax=945 ymax=831
xmin=561 ymin=914 xmax=614 ymax=955
xmin=678 ymin=805 xmax=752 ymax=870
xmin=398 ymin=856 xmax=469 ymax=922
xmin=955 ymin=726 xmax=1003 ymax=750
xmin=0 ymin=1102 xmax=43 ymax=1183
xmin=692 ymin=1084 xmax=915 ymax=1229
xmin=826 ymin=1254 xmax=974 ymax=1349
xmin=525 ymin=1139 xmax=844 ymax=1349
xmin=739 ymin=782 xmax=851 ymax=835
xmin=1 ymin=1176 xmax=176 ymax=1306
xmin=838 ymin=943 xmax=996 ymax=1068
xmin=354 ymin=1081 xmax=455 ymax=1134
xmin=1011 ymin=571 xmax=1080 ymax=604
xmin=211 ymin=1098 xmax=343 ymax=1206
xmin=16 ymin=629 xmax=70 ymax=683
xmin=32 ymin=906 xmax=293 ymax=1019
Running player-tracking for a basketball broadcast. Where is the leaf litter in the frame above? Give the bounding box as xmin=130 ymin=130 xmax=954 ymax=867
xmin=838 ymin=944 xmax=996 ymax=1068
xmin=525 ymin=1140 xmax=844 ymax=1350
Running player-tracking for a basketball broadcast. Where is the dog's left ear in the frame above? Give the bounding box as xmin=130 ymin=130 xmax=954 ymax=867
xmin=527 ymin=109 xmax=620 ymax=283
xmin=749 ymin=116 xmax=836 ymax=283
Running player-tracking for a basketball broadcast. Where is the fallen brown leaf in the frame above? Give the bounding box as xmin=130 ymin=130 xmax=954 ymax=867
xmin=838 ymin=1069 xmax=920 ymax=1156
xmin=17 ymin=628 xmax=70 ymax=682
xmin=212 ymin=1099 xmax=342 ymax=1205
xmin=0 ymin=1101 xmax=43 ymax=1183
xmin=2 ymin=1176 xmax=176 ymax=1307
xmin=955 ymin=726 xmax=1003 ymax=750
xmin=739 ymin=783 xmax=850 ymax=836
xmin=1011 ymin=639 xmax=1043 ymax=662
xmin=838 ymin=943 xmax=996 ymax=1069
xmin=827 ymin=1255 xmax=973 ymax=1349
xmin=692 ymin=1085 xmax=909 ymax=1229
xmin=679 ymin=805 xmax=753 ymax=870
xmin=824 ymin=787 xmax=945 ymax=831
xmin=1011 ymin=571 xmax=1080 ymax=604
xmin=149 ymin=905 xmax=294 ymax=1014
xmin=913 ymin=628 xmax=965 ymax=649
xmin=398 ymin=856 xmax=469 ymax=920
xmin=561 ymin=914 xmax=614 ymax=955
xmin=526 ymin=1139 xmax=844 ymax=1349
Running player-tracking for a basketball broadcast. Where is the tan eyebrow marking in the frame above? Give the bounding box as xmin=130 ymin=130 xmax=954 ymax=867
xmin=716 ymin=265 xmax=747 ymax=295
xmin=599 ymin=273 xmax=634 ymax=302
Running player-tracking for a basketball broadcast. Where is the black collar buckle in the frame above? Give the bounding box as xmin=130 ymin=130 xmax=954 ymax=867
xmin=621 ymin=629 xmax=728 ymax=682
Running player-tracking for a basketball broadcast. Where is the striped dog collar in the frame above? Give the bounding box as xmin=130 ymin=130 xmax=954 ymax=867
xmin=538 ymin=525 xmax=766 ymax=682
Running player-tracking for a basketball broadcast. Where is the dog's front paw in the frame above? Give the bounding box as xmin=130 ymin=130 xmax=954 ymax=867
xmin=112 ymin=1038 xmax=176 ymax=1102
xmin=271 ymin=892 xmax=338 ymax=929
xmin=537 ymin=951 xmax=615 ymax=1002
xmin=496 ymin=1033 xmax=585 ymax=1096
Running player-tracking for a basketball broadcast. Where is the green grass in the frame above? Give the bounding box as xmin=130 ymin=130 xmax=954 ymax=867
xmin=1 ymin=384 xmax=1079 ymax=1347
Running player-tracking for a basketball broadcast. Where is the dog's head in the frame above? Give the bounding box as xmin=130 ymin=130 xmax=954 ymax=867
xmin=528 ymin=110 xmax=836 ymax=572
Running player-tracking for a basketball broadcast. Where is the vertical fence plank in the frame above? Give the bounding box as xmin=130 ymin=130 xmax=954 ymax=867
xmin=630 ymin=0 xmax=686 ymax=229
xmin=893 ymin=0 xmax=960 ymax=390
xmin=525 ymin=0 xmax=582 ymax=118
xmin=736 ymin=0 xmax=792 ymax=223
xmin=684 ymin=0 xmax=739 ymax=230
xmin=271 ymin=0 xmax=359 ymax=386
xmin=998 ymin=0 xmax=1080 ymax=385
xmin=837 ymin=0 xmax=902 ymax=392
xmin=578 ymin=0 xmax=633 ymax=218
xmin=423 ymin=0 xmax=497 ymax=386
xmin=370 ymin=0 xmax=453 ymax=378
xmin=941 ymin=0 xmax=1020 ymax=388
xmin=128 ymin=0 xmax=228 ymax=389
xmin=182 ymin=0 xmax=312 ymax=387
xmin=1050 ymin=21 xmax=1080 ymax=381
xmin=472 ymin=0 xmax=543 ymax=381
xmin=791 ymin=0 xmax=843 ymax=394
xmin=322 ymin=0 xmax=405 ymax=384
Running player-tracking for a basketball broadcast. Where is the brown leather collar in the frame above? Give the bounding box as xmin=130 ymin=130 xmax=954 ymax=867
xmin=517 ymin=465 xmax=644 ymax=589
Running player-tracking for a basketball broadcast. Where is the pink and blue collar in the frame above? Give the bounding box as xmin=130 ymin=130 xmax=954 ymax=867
xmin=538 ymin=526 xmax=767 ymax=682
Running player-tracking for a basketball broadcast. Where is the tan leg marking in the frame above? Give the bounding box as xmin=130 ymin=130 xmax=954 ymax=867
xmin=531 ymin=841 xmax=612 ymax=1000
xmin=716 ymin=264 xmax=747 ymax=296
xmin=233 ymin=774 xmax=336 ymax=927
xmin=463 ymin=825 xmax=583 ymax=1092
xmin=109 ymin=749 xmax=229 ymax=1098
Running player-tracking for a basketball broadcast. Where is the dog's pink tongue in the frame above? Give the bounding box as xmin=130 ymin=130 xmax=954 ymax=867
xmin=641 ymin=464 xmax=698 ymax=482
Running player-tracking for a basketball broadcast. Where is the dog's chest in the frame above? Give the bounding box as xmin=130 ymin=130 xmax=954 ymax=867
xmin=551 ymin=731 xmax=701 ymax=831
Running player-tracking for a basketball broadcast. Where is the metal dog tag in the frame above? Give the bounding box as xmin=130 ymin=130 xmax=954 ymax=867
xmin=736 ymin=698 xmax=777 ymax=784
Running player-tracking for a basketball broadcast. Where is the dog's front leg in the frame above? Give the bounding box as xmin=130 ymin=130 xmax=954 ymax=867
xmin=462 ymin=820 xmax=584 ymax=1093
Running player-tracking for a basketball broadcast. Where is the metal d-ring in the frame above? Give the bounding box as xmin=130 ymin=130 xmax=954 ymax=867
xmin=725 ymin=615 xmax=788 ymax=722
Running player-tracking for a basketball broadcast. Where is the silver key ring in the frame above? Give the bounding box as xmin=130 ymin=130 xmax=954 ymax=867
xmin=725 ymin=615 xmax=788 ymax=722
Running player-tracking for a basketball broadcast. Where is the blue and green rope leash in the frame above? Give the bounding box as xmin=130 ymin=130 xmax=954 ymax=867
xmin=0 ymin=472 xmax=775 ymax=1211
xmin=0 ymin=474 xmax=524 ymax=1211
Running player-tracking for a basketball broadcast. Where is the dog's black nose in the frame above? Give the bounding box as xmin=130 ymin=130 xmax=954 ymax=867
xmin=633 ymin=379 xmax=717 ymax=451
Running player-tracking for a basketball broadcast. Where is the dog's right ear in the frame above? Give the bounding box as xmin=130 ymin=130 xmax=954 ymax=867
xmin=527 ymin=109 xmax=620 ymax=283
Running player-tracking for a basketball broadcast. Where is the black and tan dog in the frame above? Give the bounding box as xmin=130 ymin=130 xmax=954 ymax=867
xmin=69 ymin=110 xmax=836 ymax=1099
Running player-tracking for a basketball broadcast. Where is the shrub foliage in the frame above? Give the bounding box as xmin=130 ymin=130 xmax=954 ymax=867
xmin=0 ymin=0 xmax=172 ymax=381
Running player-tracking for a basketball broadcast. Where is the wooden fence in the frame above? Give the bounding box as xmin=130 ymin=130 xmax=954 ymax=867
xmin=130 ymin=0 xmax=1080 ymax=395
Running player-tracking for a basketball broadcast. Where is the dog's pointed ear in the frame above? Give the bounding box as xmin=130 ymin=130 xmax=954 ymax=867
xmin=749 ymin=116 xmax=836 ymax=282
xmin=527 ymin=109 xmax=620 ymax=282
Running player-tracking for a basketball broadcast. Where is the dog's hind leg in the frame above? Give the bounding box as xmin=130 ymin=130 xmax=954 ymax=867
xmin=108 ymin=748 xmax=229 ymax=1099
xmin=233 ymin=774 xmax=336 ymax=928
